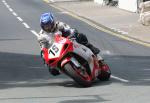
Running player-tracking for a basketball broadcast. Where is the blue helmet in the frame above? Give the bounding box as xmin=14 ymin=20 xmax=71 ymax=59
xmin=40 ymin=12 xmax=55 ymax=32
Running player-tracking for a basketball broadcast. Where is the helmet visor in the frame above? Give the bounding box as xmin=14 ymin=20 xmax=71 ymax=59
xmin=42 ymin=21 xmax=54 ymax=32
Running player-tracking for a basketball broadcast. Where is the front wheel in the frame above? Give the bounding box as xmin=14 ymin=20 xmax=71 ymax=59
xmin=64 ymin=63 xmax=92 ymax=87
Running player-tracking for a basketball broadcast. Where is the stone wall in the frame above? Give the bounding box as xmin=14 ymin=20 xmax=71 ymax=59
xmin=139 ymin=1 xmax=150 ymax=26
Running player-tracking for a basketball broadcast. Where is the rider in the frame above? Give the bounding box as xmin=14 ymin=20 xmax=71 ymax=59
xmin=38 ymin=12 xmax=103 ymax=76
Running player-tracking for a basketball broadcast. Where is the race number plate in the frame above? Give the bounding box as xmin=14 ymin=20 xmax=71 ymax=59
xmin=48 ymin=43 xmax=63 ymax=58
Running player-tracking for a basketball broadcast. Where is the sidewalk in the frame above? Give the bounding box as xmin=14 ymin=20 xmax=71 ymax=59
xmin=47 ymin=0 xmax=150 ymax=44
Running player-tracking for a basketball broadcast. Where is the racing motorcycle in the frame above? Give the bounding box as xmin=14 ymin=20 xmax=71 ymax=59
xmin=41 ymin=34 xmax=111 ymax=87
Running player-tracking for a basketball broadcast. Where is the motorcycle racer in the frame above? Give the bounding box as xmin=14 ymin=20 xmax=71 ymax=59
xmin=38 ymin=12 xmax=103 ymax=76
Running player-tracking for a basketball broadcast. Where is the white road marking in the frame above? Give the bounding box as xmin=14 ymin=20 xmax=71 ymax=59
xmin=117 ymin=30 xmax=123 ymax=33
xmin=111 ymin=27 xmax=128 ymax=35
xmin=4 ymin=3 xmax=8 ymax=6
xmin=9 ymin=8 xmax=13 ymax=12
xmin=2 ymin=0 xmax=6 ymax=3
xmin=50 ymin=0 xmax=54 ymax=2
xmin=28 ymin=66 xmax=43 ymax=69
xmin=60 ymin=11 xmax=69 ymax=14
xmin=105 ymin=50 xmax=111 ymax=55
xmin=142 ymin=78 xmax=150 ymax=81
xmin=2 ymin=0 xmax=32 ymax=31
xmin=4 ymin=2 xmax=8 ymax=6
xmin=121 ymin=31 xmax=128 ymax=35
xmin=12 ymin=12 xmax=17 ymax=16
xmin=2 ymin=0 xmax=6 ymax=4
xmin=111 ymin=75 xmax=129 ymax=83
xmin=101 ymin=50 xmax=112 ymax=55
xmin=144 ymin=69 xmax=150 ymax=71
xmin=17 ymin=17 xmax=23 ymax=22
xmin=22 ymin=22 xmax=30 ymax=29
xmin=30 ymin=30 xmax=39 ymax=37
xmin=6 ymin=4 xmax=10 ymax=8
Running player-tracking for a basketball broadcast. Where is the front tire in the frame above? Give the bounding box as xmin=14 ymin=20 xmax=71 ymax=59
xmin=64 ymin=63 xmax=92 ymax=87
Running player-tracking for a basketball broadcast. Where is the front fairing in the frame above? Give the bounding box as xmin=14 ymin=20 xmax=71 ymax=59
xmin=44 ymin=35 xmax=73 ymax=67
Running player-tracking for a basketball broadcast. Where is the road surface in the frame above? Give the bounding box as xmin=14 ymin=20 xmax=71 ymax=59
xmin=0 ymin=0 xmax=150 ymax=103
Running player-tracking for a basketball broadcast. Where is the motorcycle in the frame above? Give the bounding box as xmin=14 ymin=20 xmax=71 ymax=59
xmin=41 ymin=34 xmax=111 ymax=87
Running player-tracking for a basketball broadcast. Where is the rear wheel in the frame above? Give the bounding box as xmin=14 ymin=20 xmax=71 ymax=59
xmin=64 ymin=63 xmax=92 ymax=87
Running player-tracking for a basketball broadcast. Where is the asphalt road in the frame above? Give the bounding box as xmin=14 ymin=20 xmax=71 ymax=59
xmin=0 ymin=0 xmax=150 ymax=103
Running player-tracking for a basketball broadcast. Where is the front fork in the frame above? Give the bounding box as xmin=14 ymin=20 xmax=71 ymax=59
xmin=61 ymin=57 xmax=92 ymax=77
xmin=61 ymin=57 xmax=81 ymax=69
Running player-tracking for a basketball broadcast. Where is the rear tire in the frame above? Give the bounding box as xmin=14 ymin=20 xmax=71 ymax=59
xmin=64 ymin=63 xmax=92 ymax=87
xmin=97 ymin=64 xmax=111 ymax=81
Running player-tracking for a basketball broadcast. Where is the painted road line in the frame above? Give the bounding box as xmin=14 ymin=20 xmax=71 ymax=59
xmin=111 ymin=75 xmax=129 ymax=83
xmin=121 ymin=31 xmax=128 ymax=35
xmin=30 ymin=30 xmax=39 ymax=37
xmin=5 ymin=3 xmax=9 ymax=8
xmin=28 ymin=66 xmax=43 ymax=69
xmin=111 ymin=27 xmax=128 ymax=35
xmin=2 ymin=0 xmax=6 ymax=3
xmin=3 ymin=2 xmax=8 ymax=6
xmin=3 ymin=1 xmax=7 ymax=5
xmin=3 ymin=1 xmax=6 ymax=4
xmin=22 ymin=22 xmax=30 ymax=29
xmin=2 ymin=0 xmax=35 ymax=35
xmin=59 ymin=11 xmax=69 ymax=14
xmin=43 ymin=0 xmax=50 ymax=3
xmin=49 ymin=0 xmax=54 ymax=2
xmin=5 ymin=3 xmax=8 ymax=6
xmin=9 ymin=8 xmax=13 ymax=12
xmin=44 ymin=1 xmax=150 ymax=48
xmin=105 ymin=50 xmax=111 ymax=55
xmin=144 ymin=69 xmax=150 ymax=71
xmin=12 ymin=12 xmax=18 ymax=16
xmin=17 ymin=17 xmax=23 ymax=22
xmin=101 ymin=50 xmax=112 ymax=55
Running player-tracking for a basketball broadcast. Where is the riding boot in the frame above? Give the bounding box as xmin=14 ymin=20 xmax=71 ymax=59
xmin=85 ymin=43 xmax=100 ymax=55
xmin=48 ymin=67 xmax=60 ymax=76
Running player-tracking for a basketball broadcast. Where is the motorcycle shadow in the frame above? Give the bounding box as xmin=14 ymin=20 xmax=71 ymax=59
xmin=57 ymin=76 xmax=129 ymax=88
xmin=57 ymin=79 xmax=113 ymax=88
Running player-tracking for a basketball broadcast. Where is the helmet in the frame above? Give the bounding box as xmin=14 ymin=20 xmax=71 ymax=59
xmin=40 ymin=12 xmax=55 ymax=32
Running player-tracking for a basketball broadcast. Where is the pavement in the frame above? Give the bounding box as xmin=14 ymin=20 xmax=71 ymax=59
xmin=45 ymin=0 xmax=150 ymax=46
